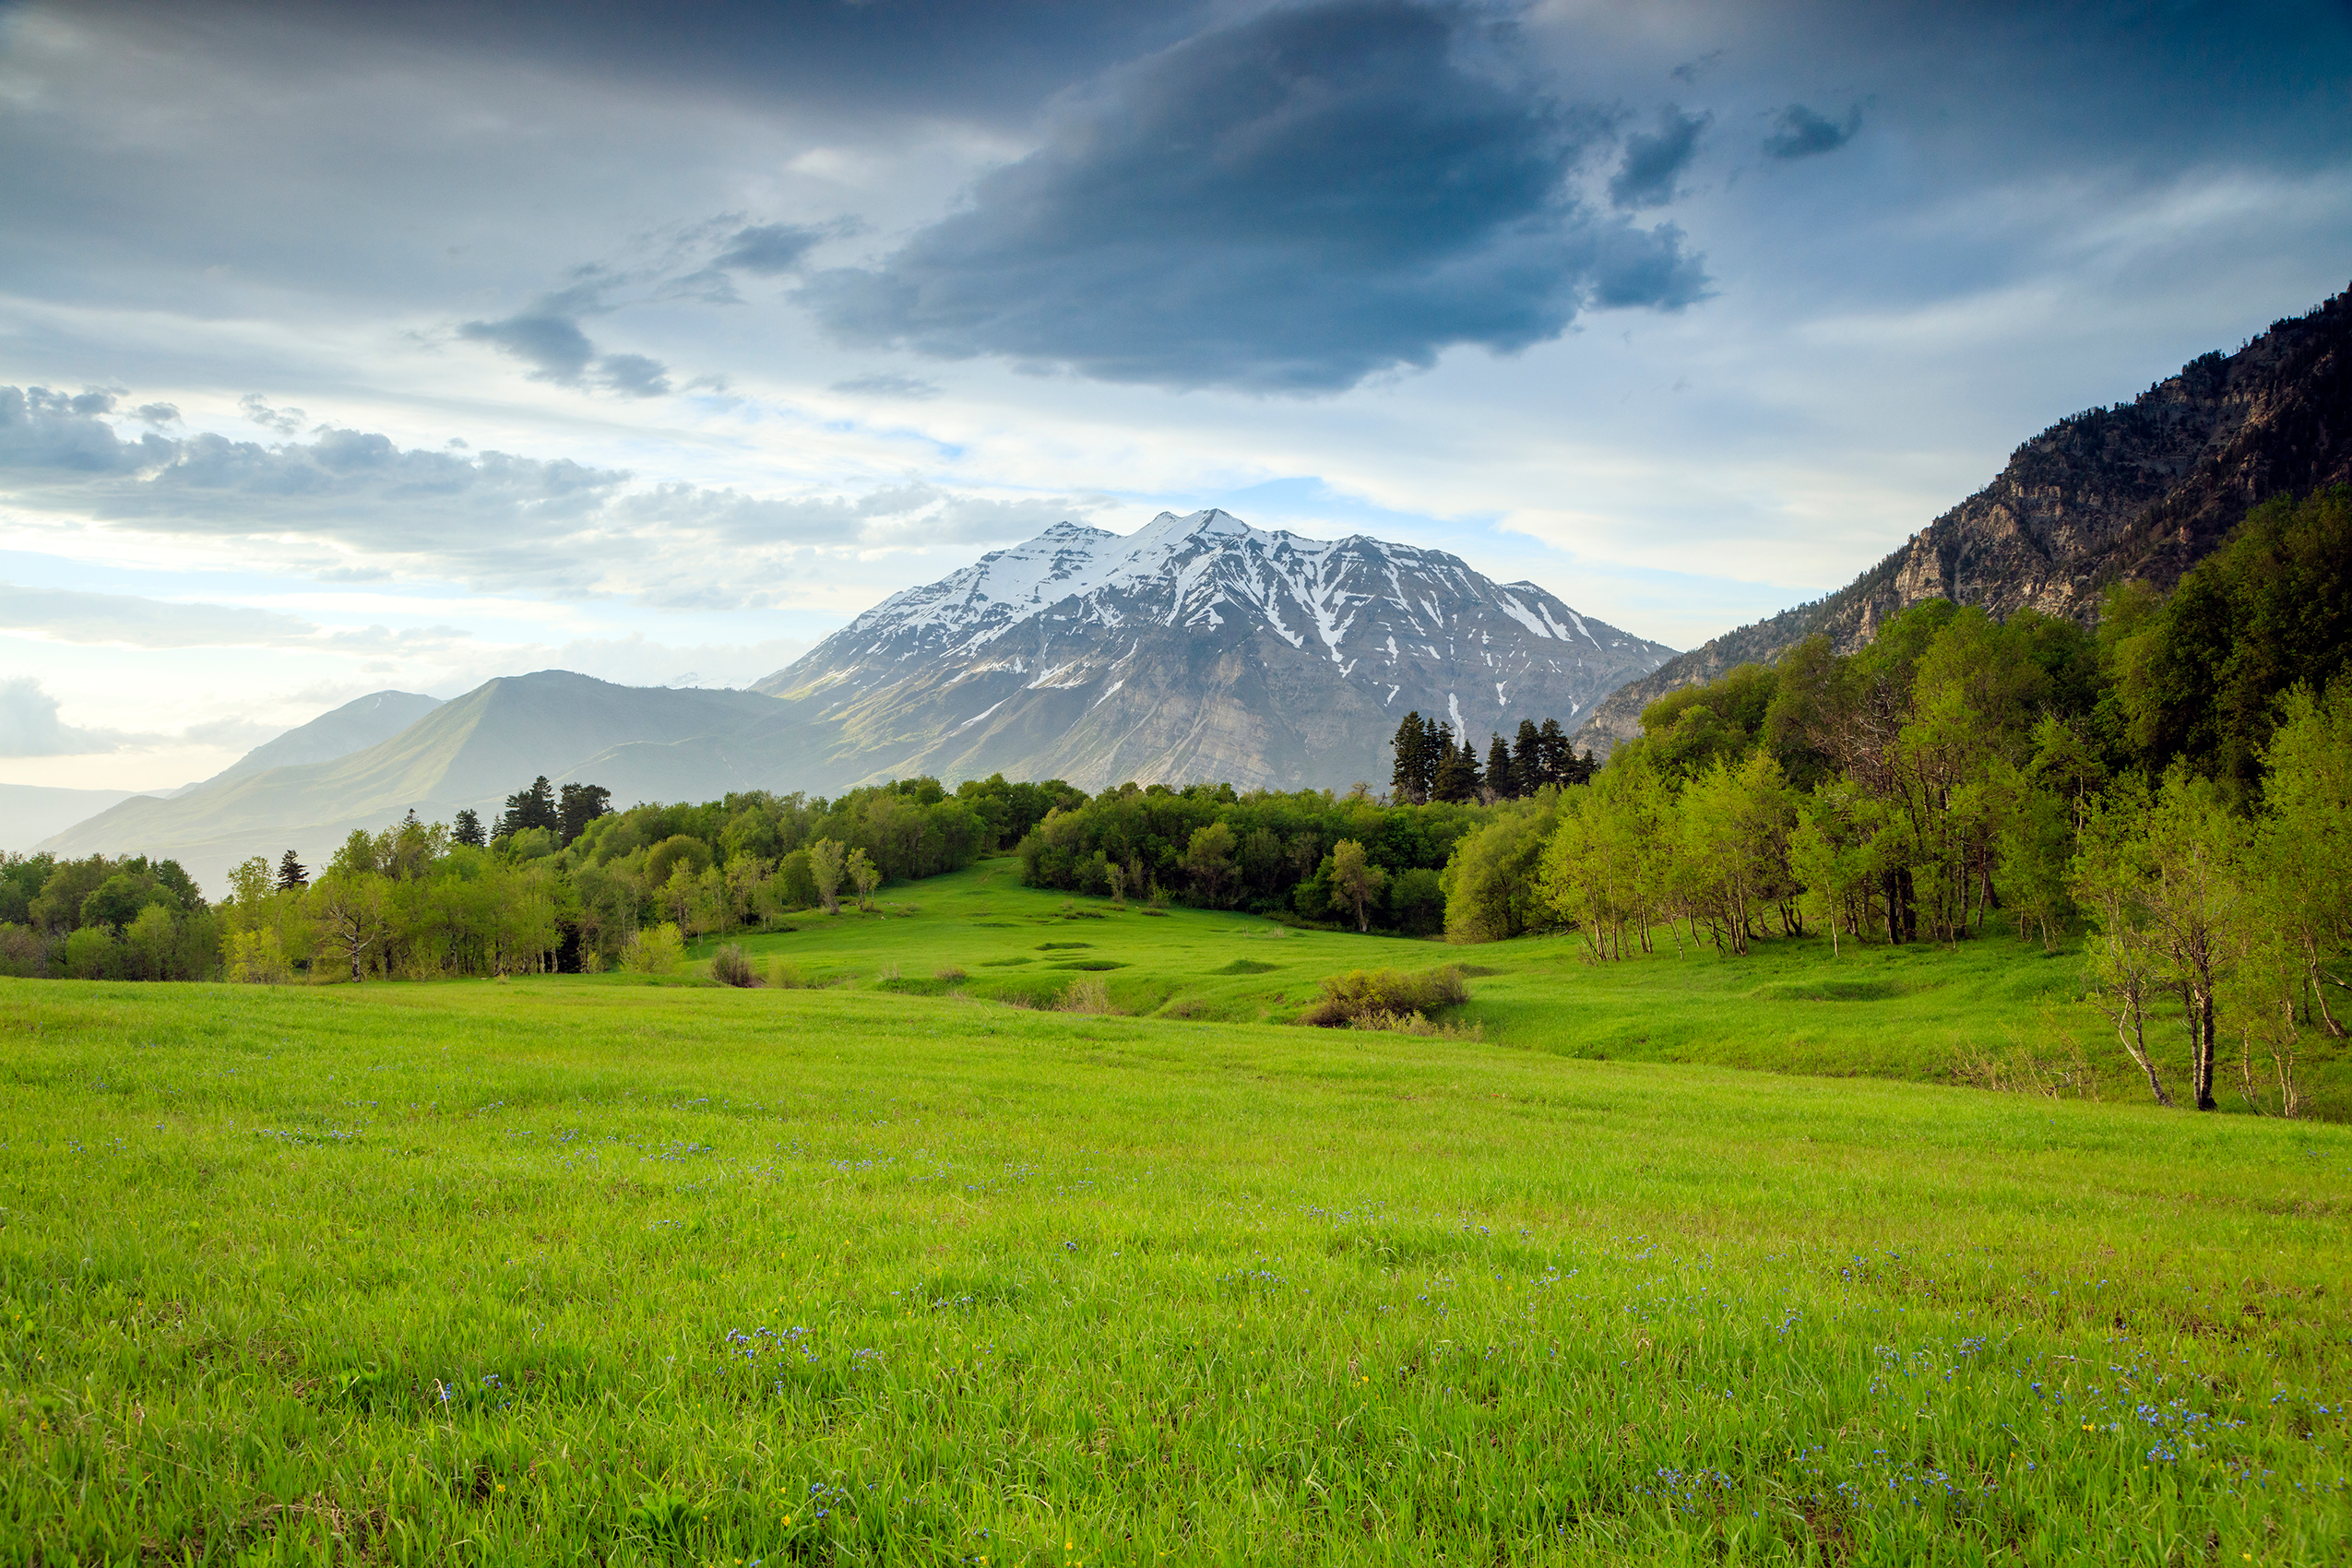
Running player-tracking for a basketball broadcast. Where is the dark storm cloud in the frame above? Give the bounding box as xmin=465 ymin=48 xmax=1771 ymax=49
xmin=1610 ymin=106 xmax=1709 ymax=208
xmin=716 ymin=223 xmax=826 ymax=276
xmin=1762 ymin=103 xmax=1859 ymax=160
xmin=800 ymin=0 xmax=1709 ymax=392
xmin=181 ymin=0 xmax=1219 ymax=124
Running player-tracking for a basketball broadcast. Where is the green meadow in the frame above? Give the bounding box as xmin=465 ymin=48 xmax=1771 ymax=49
xmin=5 ymin=861 xmax=2350 ymax=1564
xmin=689 ymin=861 xmax=2352 ymax=1116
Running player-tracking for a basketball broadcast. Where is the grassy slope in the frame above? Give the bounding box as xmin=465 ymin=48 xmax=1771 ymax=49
xmin=5 ymin=963 xmax=2348 ymax=1562
xmin=691 ymin=860 xmax=2352 ymax=1119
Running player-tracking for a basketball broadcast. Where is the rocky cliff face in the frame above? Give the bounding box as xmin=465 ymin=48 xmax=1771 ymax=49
xmin=753 ymin=509 xmax=1674 ymax=791
xmin=1577 ymin=285 xmax=2352 ymax=750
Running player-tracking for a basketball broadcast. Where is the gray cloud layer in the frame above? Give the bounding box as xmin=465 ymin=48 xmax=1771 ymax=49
xmin=0 ymin=386 xmax=1099 ymax=607
xmin=802 ymin=0 xmax=1709 ymax=392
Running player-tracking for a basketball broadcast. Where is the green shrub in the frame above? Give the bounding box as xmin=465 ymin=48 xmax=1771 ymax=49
xmin=1348 ymin=1007 xmax=1486 ymax=1040
xmin=623 ymin=922 xmax=683 ymax=975
xmin=709 ymin=944 xmax=757 ymax=988
xmin=1298 ymin=965 xmax=1469 ymax=1028
xmin=0 ymin=922 xmax=47 ymax=978
xmin=61 ymin=925 xmax=122 ymax=980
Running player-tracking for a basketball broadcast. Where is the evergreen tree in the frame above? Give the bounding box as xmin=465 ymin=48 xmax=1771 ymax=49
xmin=275 ymin=849 xmax=308 ymax=891
xmin=451 ymin=809 xmax=485 ymax=848
xmin=1389 ymin=713 xmax=1420 ymax=802
xmin=1538 ymin=719 xmax=1573 ymax=787
xmin=1433 ymin=738 xmax=1482 ymax=803
xmin=1390 ymin=712 xmax=1443 ymax=804
xmin=1485 ymin=732 xmax=1516 ymax=798
xmin=1513 ymin=719 xmax=1543 ymax=790
xmin=558 ymin=782 xmax=612 ymax=847
xmin=499 ymin=776 xmax=559 ymax=838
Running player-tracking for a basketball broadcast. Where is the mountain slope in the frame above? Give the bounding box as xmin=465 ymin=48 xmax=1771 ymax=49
xmin=1 ymin=784 xmax=141 ymax=852
xmin=38 ymin=671 xmax=784 ymax=891
xmin=752 ymin=509 xmax=1674 ymax=791
xmin=1576 ymin=284 xmax=2352 ymax=750
xmin=204 ymin=690 xmax=444 ymax=785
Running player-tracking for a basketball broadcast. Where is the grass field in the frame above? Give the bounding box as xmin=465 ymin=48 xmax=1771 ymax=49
xmin=687 ymin=861 xmax=2352 ymax=1118
xmin=5 ymin=864 xmax=2350 ymax=1564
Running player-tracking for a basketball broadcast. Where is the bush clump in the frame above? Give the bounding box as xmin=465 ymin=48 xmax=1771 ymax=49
xmin=709 ymin=944 xmax=757 ymax=988
xmin=1299 ymin=965 xmax=1469 ymax=1028
xmin=623 ymin=923 xmax=684 ymax=976
xmin=1348 ymin=1008 xmax=1486 ymax=1040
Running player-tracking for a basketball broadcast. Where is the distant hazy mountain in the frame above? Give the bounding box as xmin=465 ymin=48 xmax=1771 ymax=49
xmin=37 ymin=671 xmax=779 ymax=893
xmin=750 ymin=509 xmax=1675 ymax=791
xmin=204 ymin=690 xmax=444 ymax=785
xmin=2 ymin=784 xmax=143 ymax=852
xmin=1576 ymin=284 xmax=2352 ymax=751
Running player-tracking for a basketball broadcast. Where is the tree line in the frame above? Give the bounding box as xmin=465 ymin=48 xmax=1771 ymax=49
xmin=1014 ymin=782 xmax=1490 ymax=933
xmin=0 ymin=772 xmax=1082 ymax=981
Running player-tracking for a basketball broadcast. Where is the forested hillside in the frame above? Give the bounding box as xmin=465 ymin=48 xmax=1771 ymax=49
xmin=1578 ymin=284 xmax=2352 ymax=751
xmin=1442 ymin=486 xmax=2351 ymax=1111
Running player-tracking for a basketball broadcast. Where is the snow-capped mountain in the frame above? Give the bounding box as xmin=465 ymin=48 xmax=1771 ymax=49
xmin=753 ymin=510 xmax=1674 ymax=792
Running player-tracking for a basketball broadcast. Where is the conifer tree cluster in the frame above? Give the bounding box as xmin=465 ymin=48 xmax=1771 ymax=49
xmin=1389 ymin=712 xmax=1594 ymax=803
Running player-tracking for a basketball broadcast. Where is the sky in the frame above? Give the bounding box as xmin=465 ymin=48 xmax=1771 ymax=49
xmin=2 ymin=0 xmax=2348 ymax=790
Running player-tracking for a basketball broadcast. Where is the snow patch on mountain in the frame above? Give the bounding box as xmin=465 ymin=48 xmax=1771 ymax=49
xmin=828 ymin=509 xmax=1622 ymax=671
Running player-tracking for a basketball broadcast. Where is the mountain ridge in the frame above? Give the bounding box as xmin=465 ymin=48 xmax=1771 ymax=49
xmin=1575 ymin=284 xmax=2352 ymax=750
xmin=204 ymin=690 xmax=444 ymax=786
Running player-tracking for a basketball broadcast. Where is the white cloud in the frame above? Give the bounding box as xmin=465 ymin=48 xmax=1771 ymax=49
xmin=0 ymin=675 xmax=148 ymax=756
